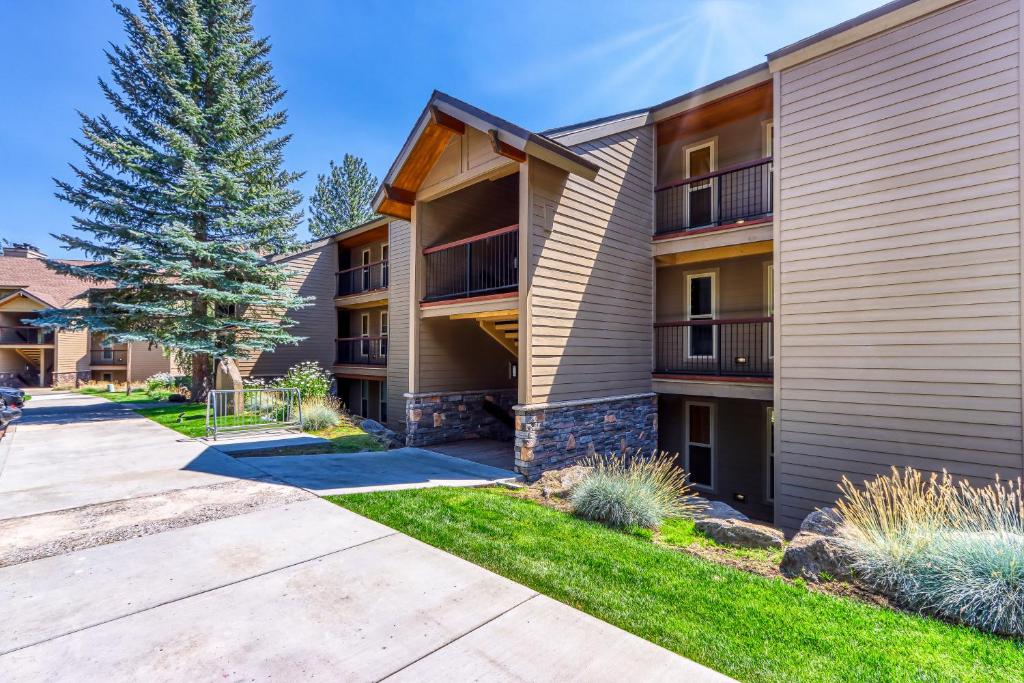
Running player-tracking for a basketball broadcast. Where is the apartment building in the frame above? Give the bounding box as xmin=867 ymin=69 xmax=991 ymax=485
xmin=0 ymin=244 xmax=179 ymax=386
xmin=247 ymin=0 xmax=1022 ymax=529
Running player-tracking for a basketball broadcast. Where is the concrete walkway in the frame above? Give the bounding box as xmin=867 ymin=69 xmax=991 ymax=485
xmin=0 ymin=394 xmax=729 ymax=681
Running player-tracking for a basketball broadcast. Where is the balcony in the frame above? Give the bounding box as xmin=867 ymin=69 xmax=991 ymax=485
xmin=423 ymin=225 xmax=518 ymax=303
xmin=655 ymin=158 xmax=772 ymax=236
xmin=654 ymin=318 xmax=772 ymax=378
xmin=90 ymin=349 xmax=128 ymax=366
xmin=335 ymin=336 xmax=388 ymax=367
xmin=337 ymin=260 xmax=388 ymax=297
xmin=0 ymin=326 xmax=54 ymax=345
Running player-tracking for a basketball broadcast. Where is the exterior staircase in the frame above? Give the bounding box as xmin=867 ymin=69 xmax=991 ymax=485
xmin=448 ymin=309 xmax=518 ymax=357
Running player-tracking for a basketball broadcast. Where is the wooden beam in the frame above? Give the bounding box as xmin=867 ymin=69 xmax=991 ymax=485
xmin=429 ymin=106 xmax=466 ymax=135
xmin=478 ymin=319 xmax=518 ymax=358
xmin=382 ymin=183 xmax=416 ymax=206
xmin=656 ymin=240 xmax=773 ymax=267
xmin=377 ymin=198 xmax=412 ymax=220
xmin=448 ymin=308 xmax=518 ymax=321
xmin=488 ymin=129 xmax=527 ymax=163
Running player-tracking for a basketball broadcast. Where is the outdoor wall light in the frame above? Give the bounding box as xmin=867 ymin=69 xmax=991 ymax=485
xmin=735 ymin=356 xmax=748 ymax=365
xmin=733 ymin=493 xmax=747 ymax=503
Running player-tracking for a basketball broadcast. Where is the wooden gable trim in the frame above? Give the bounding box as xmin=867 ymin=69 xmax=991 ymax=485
xmin=429 ymin=106 xmax=466 ymax=134
xmin=488 ymin=129 xmax=527 ymax=163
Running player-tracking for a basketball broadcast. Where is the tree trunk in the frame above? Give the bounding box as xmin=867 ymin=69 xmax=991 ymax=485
xmin=192 ymin=352 xmax=211 ymax=403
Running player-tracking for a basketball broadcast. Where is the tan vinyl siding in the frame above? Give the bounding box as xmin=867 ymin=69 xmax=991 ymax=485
xmin=128 ymin=342 xmax=174 ymax=382
xmin=55 ymin=329 xmax=88 ymax=375
xmin=236 ymin=242 xmax=336 ymax=378
xmin=775 ymin=0 xmax=1023 ymax=529
xmin=386 ymin=220 xmax=410 ymax=431
xmin=525 ymin=127 xmax=655 ymax=403
xmin=417 ymin=317 xmax=516 ymax=393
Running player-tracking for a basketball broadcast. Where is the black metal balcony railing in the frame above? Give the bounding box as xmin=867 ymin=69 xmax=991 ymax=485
xmin=423 ymin=225 xmax=518 ymax=302
xmin=335 ymin=336 xmax=388 ymax=366
xmin=655 ymin=157 xmax=772 ymax=235
xmin=90 ymin=349 xmax=128 ymax=366
xmin=337 ymin=260 xmax=388 ymax=297
xmin=654 ymin=318 xmax=773 ymax=377
xmin=0 ymin=326 xmax=54 ymax=344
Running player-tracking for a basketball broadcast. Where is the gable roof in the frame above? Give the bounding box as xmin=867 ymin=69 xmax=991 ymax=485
xmin=0 ymin=256 xmax=103 ymax=309
xmin=373 ymin=91 xmax=599 ymax=219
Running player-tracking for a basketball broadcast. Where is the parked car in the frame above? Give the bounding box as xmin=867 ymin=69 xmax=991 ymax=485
xmin=0 ymin=386 xmax=25 ymax=408
xmin=0 ymin=396 xmax=21 ymax=429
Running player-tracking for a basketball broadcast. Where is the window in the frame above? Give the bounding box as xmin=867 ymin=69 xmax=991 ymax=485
xmin=381 ymin=243 xmax=389 ymax=288
xmin=380 ymin=311 xmax=388 ymax=357
xmin=102 ymin=372 xmax=113 ymax=382
xmin=685 ymin=139 xmax=716 ymax=227
xmin=685 ymin=401 xmax=715 ymax=490
xmin=765 ymin=406 xmax=775 ymax=503
xmin=360 ymin=313 xmax=371 ymax=356
xmin=360 ymin=379 xmax=369 ymax=418
xmin=380 ymin=380 xmax=388 ymax=423
xmin=685 ymin=272 xmax=716 ymax=358
xmin=361 ymin=249 xmax=371 ymax=291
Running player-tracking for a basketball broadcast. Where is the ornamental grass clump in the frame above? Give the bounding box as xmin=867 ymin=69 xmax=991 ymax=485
xmin=837 ymin=467 xmax=1024 ymax=636
xmin=301 ymin=396 xmax=342 ymax=432
xmin=570 ymin=450 xmax=699 ymax=530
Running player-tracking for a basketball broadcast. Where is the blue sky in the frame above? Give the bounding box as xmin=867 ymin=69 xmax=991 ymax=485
xmin=0 ymin=0 xmax=879 ymax=258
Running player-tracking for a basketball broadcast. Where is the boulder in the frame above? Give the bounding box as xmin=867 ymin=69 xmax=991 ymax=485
xmin=359 ymin=419 xmax=402 ymax=449
xmin=694 ymin=517 xmax=785 ymax=549
xmin=780 ymin=532 xmax=856 ymax=583
xmin=693 ymin=499 xmax=749 ymax=522
xmin=780 ymin=506 xmax=857 ymax=582
xmin=800 ymin=507 xmax=843 ymax=536
xmin=536 ymin=465 xmax=593 ymax=499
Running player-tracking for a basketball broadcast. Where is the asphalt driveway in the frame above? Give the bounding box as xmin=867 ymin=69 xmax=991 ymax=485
xmin=0 ymin=393 xmax=727 ymax=681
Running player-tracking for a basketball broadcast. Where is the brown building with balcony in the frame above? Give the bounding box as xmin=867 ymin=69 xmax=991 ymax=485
xmin=245 ymin=0 xmax=1023 ymax=530
xmin=0 ymin=244 xmax=179 ymax=386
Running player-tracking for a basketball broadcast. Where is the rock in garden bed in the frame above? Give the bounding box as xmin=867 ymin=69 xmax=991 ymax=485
xmin=694 ymin=517 xmax=785 ymax=549
xmin=780 ymin=507 xmax=857 ymax=583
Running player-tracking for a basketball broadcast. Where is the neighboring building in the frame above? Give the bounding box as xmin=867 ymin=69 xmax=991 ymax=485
xmin=233 ymin=0 xmax=1024 ymax=530
xmin=0 ymin=244 xmax=179 ymax=386
xmin=235 ymin=216 xmax=410 ymax=430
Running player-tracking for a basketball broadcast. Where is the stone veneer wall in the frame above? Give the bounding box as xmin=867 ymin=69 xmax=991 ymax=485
xmin=51 ymin=371 xmax=91 ymax=388
xmin=514 ymin=393 xmax=658 ymax=480
xmin=405 ymin=389 xmax=517 ymax=447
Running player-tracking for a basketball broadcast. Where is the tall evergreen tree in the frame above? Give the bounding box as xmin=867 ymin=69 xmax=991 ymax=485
xmin=40 ymin=0 xmax=308 ymax=400
xmin=307 ymin=154 xmax=378 ymax=238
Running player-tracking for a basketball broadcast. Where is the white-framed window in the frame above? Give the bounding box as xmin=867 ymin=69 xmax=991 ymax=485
xmin=685 ymin=401 xmax=715 ymax=491
xmin=763 ymin=261 xmax=774 ymax=361
xmin=380 ymin=380 xmax=388 ymax=423
xmin=380 ymin=311 xmax=388 ymax=357
xmin=361 ymin=248 xmax=371 ymax=291
xmin=685 ymin=271 xmax=716 ymax=359
xmin=765 ymin=406 xmax=775 ymax=503
xmin=360 ymin=379 xmax=369 ymax=418
xmin=684 ymin=138 xmax=717 ymax=228
xmin=381 ymin=243 xmax=389 ymax=288
xmin=360 ymin=313 xmax=370 ymax=356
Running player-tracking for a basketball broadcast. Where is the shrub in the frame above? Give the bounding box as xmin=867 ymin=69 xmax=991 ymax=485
xmin=278 ymin=361 xmax=332 ymax=400
xmin=146 ymin=372 xmax=175 ymax=393
xmin=570 ymin=451 xmax=699 ymax=530
xmin=301 ymin=396 xmax=341 ymax=432
xmin=837 ymin=467 xmax=1024 ymax=636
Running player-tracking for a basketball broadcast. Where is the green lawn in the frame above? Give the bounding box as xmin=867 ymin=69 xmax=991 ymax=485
xmin=75 ymin=387 xmax=171 ymax=404
xmin=134 ymin=402 xmax=209 ymax=437
xmin=328 ymin=487 xmax=1023 ymax=683
xmin=130 ymin=401 xmax=380 ymax=450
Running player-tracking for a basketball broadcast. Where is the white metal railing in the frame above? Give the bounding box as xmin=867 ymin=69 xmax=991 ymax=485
xmin=205 ymin=387 xmax=302 ymax=439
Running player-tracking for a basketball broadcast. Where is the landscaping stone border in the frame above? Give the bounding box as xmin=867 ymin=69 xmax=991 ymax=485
xmin=403 ymin=389 xmax=517 ymax=447
xmin=513 ymin=393 xmax=658 ymax=480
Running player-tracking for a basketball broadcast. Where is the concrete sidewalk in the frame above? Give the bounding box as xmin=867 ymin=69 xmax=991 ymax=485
xmin=0 ymin=394 xmax=730 ymax=681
